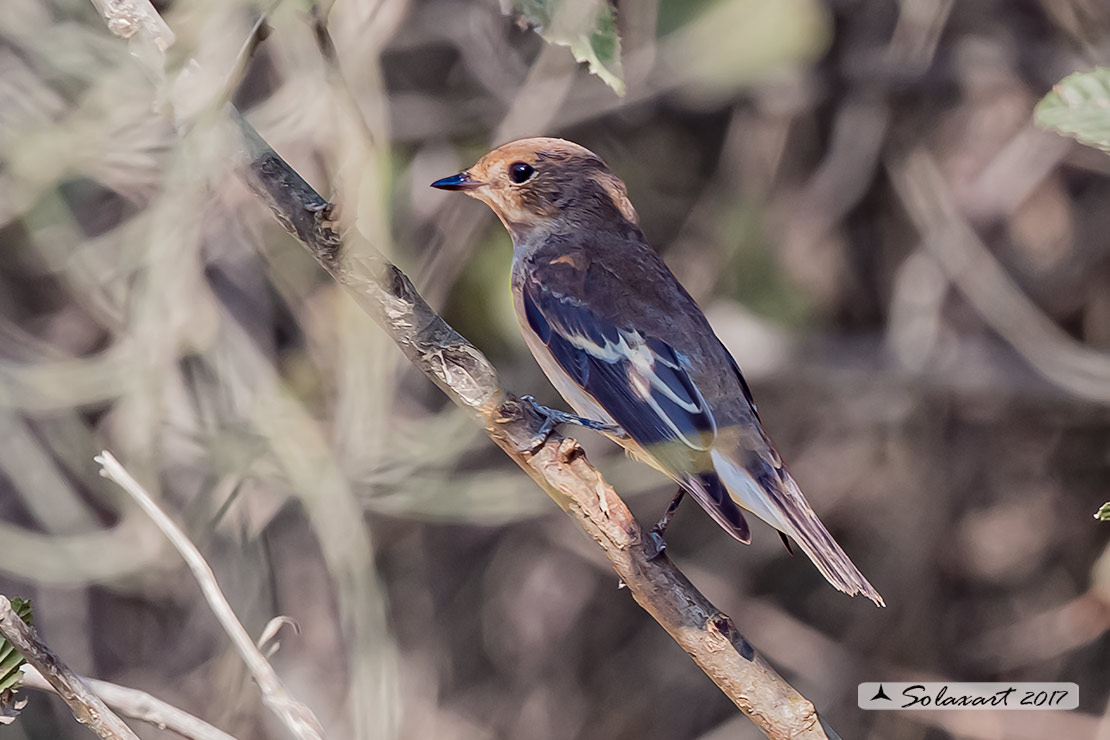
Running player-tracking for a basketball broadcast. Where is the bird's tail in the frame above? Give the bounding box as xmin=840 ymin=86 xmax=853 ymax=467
xmin=710 ymin=448 xmax=885 ymax=607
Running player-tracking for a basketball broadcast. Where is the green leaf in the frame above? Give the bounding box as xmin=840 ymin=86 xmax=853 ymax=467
xmin=1035 ymin=67 xmax=1110 ymax=154
xmin=1096 ymin=502 xmax=1110 ymax=522
xmin=505 ymin=0 xmax=625 ymax=96
xmin=0 ymin=598 xmax=33 ymax=694
xmin=0 ymin=597 xmax=33 ymax=725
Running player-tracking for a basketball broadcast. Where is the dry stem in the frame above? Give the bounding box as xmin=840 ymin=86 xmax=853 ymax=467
xmin=94 ymin=451 xmax=326 ymax=740
xmin=21 ymin=666 xmax=241 ymax=740
xmin=0 ymin=596 xmax=140 ymax=740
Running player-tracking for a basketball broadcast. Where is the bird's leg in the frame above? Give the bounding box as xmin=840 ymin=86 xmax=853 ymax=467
xmin=518 ymin=394 xmax=627 ymax=452
xmin=655 ymin=488 xmax=687 ymax=533
xmin=646 ymin=488 xmax=686 ymax=560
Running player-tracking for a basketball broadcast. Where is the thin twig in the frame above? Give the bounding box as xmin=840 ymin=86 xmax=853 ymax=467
xmin=309 ymin=1 xmax=369 ymax=140
xmin=93 ymin=451 xmax=326 ymax=740
xmin=0 ymin=596 xmax=140 ymax=740
xmin=218 ymin=8 xmax=276 ymax=105
xmin=21 ymin=666 xmax=241 ymax=740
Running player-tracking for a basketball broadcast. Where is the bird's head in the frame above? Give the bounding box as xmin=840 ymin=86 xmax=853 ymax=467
xmin=431 ymin=137 xmax=638 ymax=239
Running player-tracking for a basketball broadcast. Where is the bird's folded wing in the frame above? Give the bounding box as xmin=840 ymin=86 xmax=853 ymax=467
xmin=521 ymin=276 xmax=717 ymax=461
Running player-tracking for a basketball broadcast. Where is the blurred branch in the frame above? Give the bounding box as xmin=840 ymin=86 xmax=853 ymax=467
xmin=232 ymin=108 xmax=833 ymax=740
xmin=21 ymin=666 xmax=241 ymax=740
xmin=890 ymin=150 xmax=1110 ymax=403
xmin=309 ymin=4 xmax=376 ymax=147
xmin=0 ymin=512 xmax=167 ymax=585
xmin=94 ymin=451 xmax=327 ymax=740
xmin=0 ymin=596 xmax=140 ymax=740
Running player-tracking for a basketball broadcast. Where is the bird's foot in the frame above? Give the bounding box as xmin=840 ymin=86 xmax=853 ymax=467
xmin=517 ymin=395 xmax=626 ymax=453
xmin=645 ymin=530 xmax=668 ymax=560
xmin=645 ymin=488 xmax=687 ymax=561
xmin=516 ymin=412 xmax=560 ymax=454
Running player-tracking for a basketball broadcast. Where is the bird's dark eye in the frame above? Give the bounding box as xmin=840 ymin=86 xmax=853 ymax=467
xmin=508 ymin=161 xmax=535 ymax=184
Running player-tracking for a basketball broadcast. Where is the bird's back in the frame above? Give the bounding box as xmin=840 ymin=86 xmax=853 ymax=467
xmin=512 ymin=226 xmax=758 ymax=432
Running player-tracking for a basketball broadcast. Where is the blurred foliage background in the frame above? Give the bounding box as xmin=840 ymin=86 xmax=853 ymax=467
xmin=2 ymin=0 xmax=1110 ymax=738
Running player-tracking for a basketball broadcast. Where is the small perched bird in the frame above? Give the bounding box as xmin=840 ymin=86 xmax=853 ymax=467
xmin=432 ymin=138 xmax=883 ymax=606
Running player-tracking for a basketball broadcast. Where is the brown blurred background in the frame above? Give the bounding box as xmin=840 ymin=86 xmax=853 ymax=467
xmin=2 ymin=0 xmax=1110 ymax=738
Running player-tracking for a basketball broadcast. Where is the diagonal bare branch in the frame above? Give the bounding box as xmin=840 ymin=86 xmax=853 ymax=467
xmin=0 ymin=596 xmax=141 ymax=740
xmin=21 ymin=666 xmax=241 ymax=740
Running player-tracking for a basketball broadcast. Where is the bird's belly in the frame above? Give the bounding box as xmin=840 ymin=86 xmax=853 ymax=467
xmin=512 ymin=290 xmax=617 ymax=427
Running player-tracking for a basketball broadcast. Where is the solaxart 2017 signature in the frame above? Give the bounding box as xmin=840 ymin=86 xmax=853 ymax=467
xmin=858 ymin=682 xmax=1079 ymax=711
xmin=900 ymin=684 xmax=1071 ymax=709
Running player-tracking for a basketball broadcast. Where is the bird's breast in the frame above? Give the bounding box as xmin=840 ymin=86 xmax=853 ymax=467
xmin=510 ymin=282 xmax=613 ymax=423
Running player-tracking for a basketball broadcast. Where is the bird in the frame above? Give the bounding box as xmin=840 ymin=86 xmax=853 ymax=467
xmin=431 ymin=137 xmax=884 ymax=606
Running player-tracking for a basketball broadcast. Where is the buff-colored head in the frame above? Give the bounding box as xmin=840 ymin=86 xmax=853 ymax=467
xmin=431 ymin=137 xmax=638 ymax=238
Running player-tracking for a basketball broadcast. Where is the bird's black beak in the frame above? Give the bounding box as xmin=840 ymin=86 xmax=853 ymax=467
xmin=430 ymin=171 xmax=482 ymax=191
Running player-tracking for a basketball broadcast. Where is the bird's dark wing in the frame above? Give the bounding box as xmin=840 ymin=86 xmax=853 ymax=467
xmin=521 ymin=273 xmax=751 ymax=541
xmin=521 ymin=274 xmax=715 ymax=455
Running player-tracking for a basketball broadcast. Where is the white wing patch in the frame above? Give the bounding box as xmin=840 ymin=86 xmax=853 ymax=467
xmin=563 ymin=326 xmax=717 ymax=451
